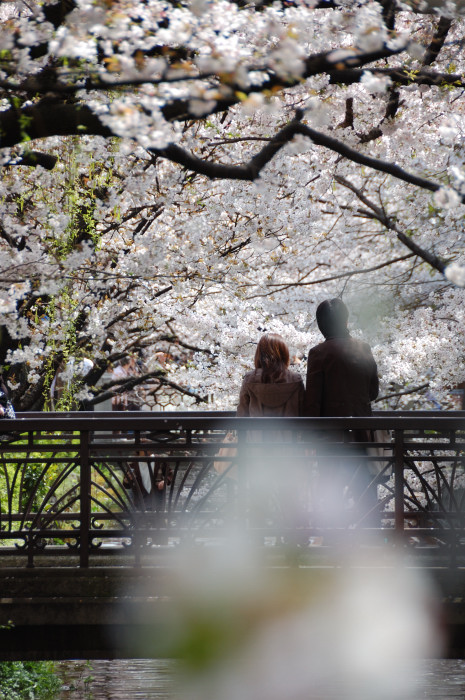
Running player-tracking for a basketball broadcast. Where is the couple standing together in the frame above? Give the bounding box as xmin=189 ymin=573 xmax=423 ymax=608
xmin=237 ymin=297 xmax=379 ymax=423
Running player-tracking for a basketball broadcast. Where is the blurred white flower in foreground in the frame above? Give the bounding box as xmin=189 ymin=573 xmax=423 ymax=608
xmin=164 ymin=537 xmax=442 ymax=700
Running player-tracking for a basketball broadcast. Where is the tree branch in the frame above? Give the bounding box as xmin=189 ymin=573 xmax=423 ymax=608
xmin=0 ymin=103 xmax=113 ymax=148
xmin=328 ymin=66 xmax=465 ymax=88
xmin=337 ymin=97 xmax=354 ymax=130
xmin=1 ymin=43 xmax=408 ymax=100
xmin=396 ymin=231 xmax=446 ymax=273
xmin=150 ymin=116 xmax=453 ymax=208
xmin=0 ymin=43 xmax=410 ymax=146
xmin=105 ymin=307 xmax=139 ymax=330
xmin=150 ymin=112 xmax=306 ymax=180
xmin=220 ymin=237 xmax=252 ymax=257
xmin=0 ymin=86 xmax=459 ymax=208
xmin=374 ymin=382 xmax=429 ymax=402
xmin=295 ymin=123 xmax=446 ymax=195
xmin=379 ymin=0 xmax=397 ymax=30
xmin=256 ymin=253 xmax=415 ymax=294
xmin=423 ymin=16 xmax=453 ymax=66
xmin=334 ymin=174 xmax=448 ymax=274
xmin=148 ymin=376 xmax=208 ymax=404
xmin=163 ymin=324 xmax=216 ymax=356
xmin=85 ymin=369 xmax=165 ymax=406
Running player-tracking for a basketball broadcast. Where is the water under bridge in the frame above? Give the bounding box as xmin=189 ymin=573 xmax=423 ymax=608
xmin=1 ymin=411 xmax=465 ymax=660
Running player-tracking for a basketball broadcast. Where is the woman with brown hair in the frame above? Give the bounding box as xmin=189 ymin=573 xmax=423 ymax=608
xmin=233 ymin=335 xmax=306 ymax=542
xmin=237 ymin=333 xmax=304 ymax=417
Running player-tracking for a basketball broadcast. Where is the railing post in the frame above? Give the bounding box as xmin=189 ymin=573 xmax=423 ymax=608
xmin=236 ymin=427 xmax=247 ymax=536
xmin=394 ymin=428 xmax=404 ymax=537
xmin=80 ymin=429 xmax=91 ymax=568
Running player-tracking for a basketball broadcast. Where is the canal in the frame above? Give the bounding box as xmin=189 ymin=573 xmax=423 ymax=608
xmin=54 ymin=658 xmax=465 ymax=698
xmin=56 ymin=659 xmax=176 ymax=699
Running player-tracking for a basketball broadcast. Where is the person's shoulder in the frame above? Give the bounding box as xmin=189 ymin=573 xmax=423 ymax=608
xmin=242 ymin=369 xmax=260 ymax=383
xmin=349 ymin=337 xmax=373 ymax=353
xmin=308 ymin=341 xmax=326 ymax=355
xmin=286 ymin=369 xmax=304 ymax=383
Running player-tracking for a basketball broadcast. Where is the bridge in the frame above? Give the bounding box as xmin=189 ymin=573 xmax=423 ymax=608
xmin=1 ymin=411 xmax=465 ymax=660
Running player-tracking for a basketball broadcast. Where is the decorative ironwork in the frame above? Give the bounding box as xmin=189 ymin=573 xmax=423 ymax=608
xmin=0 ymin=411 xmax=464 ymax=567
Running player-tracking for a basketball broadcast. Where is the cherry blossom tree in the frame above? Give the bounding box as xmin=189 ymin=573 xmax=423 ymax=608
xmin=1 ymin=0 xmax=465 ymax=410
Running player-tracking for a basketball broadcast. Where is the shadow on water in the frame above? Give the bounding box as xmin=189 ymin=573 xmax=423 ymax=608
xmin=54 ymin=659 xmax=465 ymax=699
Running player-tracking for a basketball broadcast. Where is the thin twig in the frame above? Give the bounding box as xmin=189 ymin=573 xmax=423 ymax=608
xmin=375 ymin=382 xmax=430 ymax=402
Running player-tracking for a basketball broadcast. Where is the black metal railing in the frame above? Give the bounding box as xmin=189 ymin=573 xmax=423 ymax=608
xmin=0 ymin=411 xmax=464 ymax=567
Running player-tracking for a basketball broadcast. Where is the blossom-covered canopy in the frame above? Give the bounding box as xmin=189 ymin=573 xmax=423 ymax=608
xmin=1 ymin=0 xmax=464 ymax=409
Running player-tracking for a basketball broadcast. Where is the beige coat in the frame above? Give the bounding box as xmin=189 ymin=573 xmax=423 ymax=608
xmin=237 ymin=368 xmax=305 ymax=417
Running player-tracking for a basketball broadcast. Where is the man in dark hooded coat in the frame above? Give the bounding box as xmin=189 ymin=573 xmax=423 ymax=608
xmin=304 ymin=298 xmax=380 ymax=526
xmin=304 ymin=298 xmax=379 ymax=422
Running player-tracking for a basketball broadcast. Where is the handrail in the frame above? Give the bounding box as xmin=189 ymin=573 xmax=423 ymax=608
xmin=7 ymin=410 xmax=465 ymax=429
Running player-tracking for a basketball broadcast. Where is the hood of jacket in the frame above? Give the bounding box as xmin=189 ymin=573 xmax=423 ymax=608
xmin=246 ymin=378 xmax=302 ymax=409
